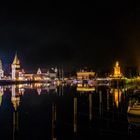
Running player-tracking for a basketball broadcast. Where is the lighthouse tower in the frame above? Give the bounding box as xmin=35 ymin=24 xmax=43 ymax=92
xmin=11 ymin=54 xmax=20 ymax=80
xmin=0 ymin=59 xmax=4 ymax=79
xmin=113 ymin=61 xmax=122 ymax=78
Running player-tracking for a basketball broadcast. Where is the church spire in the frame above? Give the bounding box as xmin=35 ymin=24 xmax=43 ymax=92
xmin=11 ymin=53 xmax=21 ymax=80
xmin=13 ymin=53 xmax=20 ymax=65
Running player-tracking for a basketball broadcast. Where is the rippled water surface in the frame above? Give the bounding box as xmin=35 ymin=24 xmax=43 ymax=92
xmin=0 ymin=83 xmax=139 ymax=140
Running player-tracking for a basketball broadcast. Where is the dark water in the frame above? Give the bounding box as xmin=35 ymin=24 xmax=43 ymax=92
xmin=0 ymin=83 xmax=139 ymax=140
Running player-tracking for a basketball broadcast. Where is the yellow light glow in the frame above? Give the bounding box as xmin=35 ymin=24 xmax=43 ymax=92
xmin=77 ymin=72 xmax=95 ymax=79
xmin=114 ymin=89 xmax=122 ymax=108
xmin=12 ymin=54 xmax=20 ymax=65
xmin=77 ymin=87 xmax=95 ymax=92
xmin=11 ymin=96 xmax=20 ymax=111
xmin=77 ymin=83 xmax=83 ymax=87
xmin=77 ymin=72 xmax=95 ymax=76
xmin=113 ymin=61 xmax=122 ymax=78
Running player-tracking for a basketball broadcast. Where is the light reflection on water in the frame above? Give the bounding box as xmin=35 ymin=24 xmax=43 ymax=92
xmin=0 ymin=83 xmax=139 ymax=139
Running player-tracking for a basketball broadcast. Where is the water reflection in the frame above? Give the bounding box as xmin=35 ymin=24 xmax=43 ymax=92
xmin=77 ymin=83 xmax=95 ymax=92
xmin=0 ymin=83 xmax=140 ymax=139
xmin=0 ymin=86 xmax=4 ymax=106
xmin=11 ymin=85 xmax=20 ymax=140
xmin=52 ymin=103 xmax=57 ymax=140
xmin=127 ymin=89 xmax=140 ymax=135
xmin=73 ymin=97 xmax=77 ymax=133
xmin=110 ymin=88 xmax=122 ymax=109
xmin=89 ymin=94 xmax=92 ymax=121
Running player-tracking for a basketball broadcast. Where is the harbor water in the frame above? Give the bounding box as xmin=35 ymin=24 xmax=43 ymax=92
xmin=0 ymin=83 xmax=139 ymax=139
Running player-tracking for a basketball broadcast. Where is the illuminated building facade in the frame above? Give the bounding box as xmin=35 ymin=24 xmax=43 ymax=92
xmin=23 ymin=68 xmax=58 ymax=81
xmin=111 ymin=61 xmax=123 ymax=78
xmin=0 ymin=59 xmax=4 ymax=79
xmin=37 ymin=68 xmax=42 ymax=74
xmin=49 ymin=68 xmax=58 ymax=79
xmin=11 ymin=54 xmax=21 ymax=80
xmin=77 ymin=71 xmax=95 ymax=80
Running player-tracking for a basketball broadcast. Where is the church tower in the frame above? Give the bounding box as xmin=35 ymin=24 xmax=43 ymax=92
xmin=11 ymin=54 xmax=21 ymax=80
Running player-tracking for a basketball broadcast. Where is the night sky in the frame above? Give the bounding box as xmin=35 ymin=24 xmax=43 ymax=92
xmin=0 ymin=1 xmax=140 ymax=72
